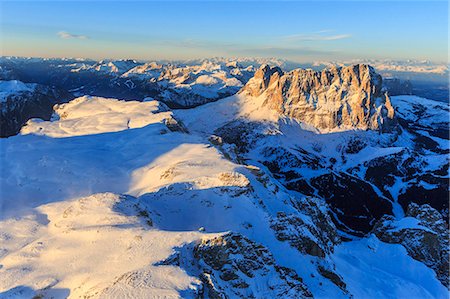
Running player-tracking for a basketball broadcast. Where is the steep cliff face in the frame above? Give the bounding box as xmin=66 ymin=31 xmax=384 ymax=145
xmin=240 ymin=64 xmax=396 ymax=132
xmin=373 ymin=203 xmax=449 ymax=287
xmin=0 ymin=80 xmax=74 ymax=137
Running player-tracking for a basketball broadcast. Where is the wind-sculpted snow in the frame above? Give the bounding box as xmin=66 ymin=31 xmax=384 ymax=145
xmin=0 ymin=91 xmax=448 ymax=298
xmin=0 ymin=192 xmax=204 ymax=298
xmin=21 ymin=96 xmax=173 ymax=137
xmin=1 ymin=97 xmax=192 ymax=218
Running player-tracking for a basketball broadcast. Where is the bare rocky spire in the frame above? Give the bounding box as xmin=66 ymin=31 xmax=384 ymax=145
xmin=240 ymin=64 xmax=396 ymax=132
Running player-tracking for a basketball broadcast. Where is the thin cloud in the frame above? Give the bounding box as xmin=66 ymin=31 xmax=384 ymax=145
xmin=315 ymin=29 xmax=334 ymax=34
xmin=282 ymin=32 xmax=351 ymax=42
xmin=57 ymin=31 xmax=89 ymax=40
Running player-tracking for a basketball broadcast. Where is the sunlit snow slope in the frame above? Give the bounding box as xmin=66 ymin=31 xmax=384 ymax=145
xmin=0 ymin=95 xmax=447 ymax=299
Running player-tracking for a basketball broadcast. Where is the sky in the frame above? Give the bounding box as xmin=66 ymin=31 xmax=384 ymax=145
xmin=0 ymin=1 xmax=448 ymax=62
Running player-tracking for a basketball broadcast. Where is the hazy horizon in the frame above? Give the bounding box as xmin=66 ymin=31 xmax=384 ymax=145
xmin=1 ymin=55 xmax=448 ymax=66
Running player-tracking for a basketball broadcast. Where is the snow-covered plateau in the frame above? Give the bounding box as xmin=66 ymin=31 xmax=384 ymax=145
xmin=0 ymin=62 xmax=448 ymax=299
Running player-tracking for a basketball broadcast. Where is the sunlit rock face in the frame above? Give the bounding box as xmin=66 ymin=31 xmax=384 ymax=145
xmin=241 ymin=64 xmax=396 ymax=132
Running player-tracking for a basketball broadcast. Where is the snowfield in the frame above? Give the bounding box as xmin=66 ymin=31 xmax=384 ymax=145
xmin=0 ymin=80 xmax=36 ymax=103
xmin=0 ymin=94 xmax=448 ymax=298
xmin=21 ymin=96 xmax=173 ymax=137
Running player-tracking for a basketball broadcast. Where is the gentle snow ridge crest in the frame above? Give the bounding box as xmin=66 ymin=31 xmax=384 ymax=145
xmin=20 ymin=95 xmax=174 ymax=137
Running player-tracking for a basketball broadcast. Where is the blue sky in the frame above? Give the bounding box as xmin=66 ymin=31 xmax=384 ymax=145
xmin=1 ymin=1 xmax=448 ymax=62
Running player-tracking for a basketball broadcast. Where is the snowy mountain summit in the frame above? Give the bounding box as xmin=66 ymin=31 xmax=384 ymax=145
xmin=241 ymin=64 xmax=396 ymax=132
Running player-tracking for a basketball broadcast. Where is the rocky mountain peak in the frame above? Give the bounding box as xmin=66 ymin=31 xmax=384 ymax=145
xmin=240 ymin=63 xmax=396 ymax=132
xmin=244 ymin=64 xmax=283 ymax=97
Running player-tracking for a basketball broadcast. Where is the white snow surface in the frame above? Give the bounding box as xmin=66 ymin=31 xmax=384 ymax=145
xmin=20 ymin=96 xmax=172 ymax=137
xmin=158 ymin=65 xmax=244 ymax=102
xmin=334 ymin=235 xmax=447 ymax=298
xmin=391 ymin=95 xmax=449 ymax=127
xmin=0 ymin=80 xmax=37 ymax=103
xmin=0 ymin=95 xmax=448 ymax=298
xmin=121 ymin=62 xmax=164 ymax=79
xmin=70 ymin=59 xmax=138 ymax=75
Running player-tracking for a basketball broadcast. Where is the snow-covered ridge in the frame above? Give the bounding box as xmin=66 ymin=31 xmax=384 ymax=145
xmin=392 ymin=95 xmax=449 ymax=127
xmin=64 ymin=58 xmax=255 ymax=107
xmin=121 ymin=62 xmax=164 ymax=78
xmin=21 ymin=96 xmax=173 ymax=137
xmin=2 ymin=56 xmax=447 ymax=74
xmin=312 ymin=59 xmax=449 ymax=75
xmin=0 ymin=80 xmax=36 ymax=102
xmin=2 ymin=56 xmax=448 ymax=110
xmin=70 ymin=59 xmax=139 ymax=75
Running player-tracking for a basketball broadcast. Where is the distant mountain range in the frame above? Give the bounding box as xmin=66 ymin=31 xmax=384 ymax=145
xmin=0 ymin=56 xmax=447 ymax=137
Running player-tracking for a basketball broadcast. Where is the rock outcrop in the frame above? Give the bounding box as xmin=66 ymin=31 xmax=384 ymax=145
xmin=240 ymin=64 xmax=396 ymax=132
xmin=193 ymin=233 xmax=312 ymax=298
xmin=373 ymin=203 xmax=449 ymax=287
xmin=161 ymin=232 xmax=313 ymax=298
xmin=270 ymin=196 xmax=341 ymax=258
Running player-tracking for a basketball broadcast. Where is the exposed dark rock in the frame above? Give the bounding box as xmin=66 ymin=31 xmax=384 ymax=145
xmin=364 ymin=151 xmax=405 ymax=199
xmin=164 ymin=116 xmax=189 ymax=133
xmin=310 ymin=172 xmax=393 ymax=235
xmin=398 ymin=185 xmax=449 ymax=221
xmin=343 ymin=137 xmax=367 ymax=154
xmin=373 ymin=203 xmax=449 ymax=287
xmin=192 ymin=232 xmax=312 ymax=298
xmin=271 ymin=209 xmax=340 ymax=257
xmin=0 ymin=84 xmax=74 ymax=137
xmin=317 ymin=264 xmax=348 ymax=293
xmin=214 ymin=121 xmax=263 ymax=153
